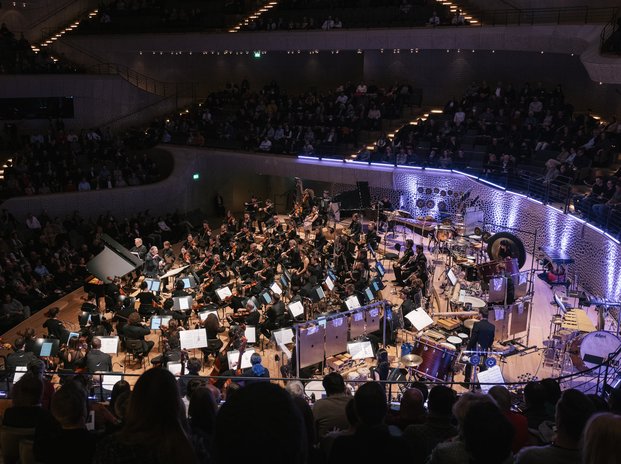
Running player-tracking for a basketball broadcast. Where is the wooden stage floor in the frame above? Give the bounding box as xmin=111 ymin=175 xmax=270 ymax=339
xmin=0 ymin=220 xmax=604 ymax=391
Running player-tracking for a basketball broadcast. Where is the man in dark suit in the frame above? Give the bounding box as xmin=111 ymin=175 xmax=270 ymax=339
xmin=260 ymin=294 xmax=287 ymax=339
xmin=6 ymin=337 xmax=38 ymax=381
xmin=123 ymin=312 xmax=155 ymax=356
xmin=464 ymin=307 xmax=495 ymax=384
xmin=85 ymin=337 xmax=112 ymax=373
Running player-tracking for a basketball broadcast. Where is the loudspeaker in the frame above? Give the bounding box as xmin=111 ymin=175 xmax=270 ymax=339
xmin=356 ymin=181 xmax=371 ymax=208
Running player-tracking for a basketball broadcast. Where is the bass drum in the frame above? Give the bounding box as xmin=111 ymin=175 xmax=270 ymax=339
xmin=411 ymin=337 xmax=457 ymax=381
xmin=569 ymin=331 xmax=621 ymax=372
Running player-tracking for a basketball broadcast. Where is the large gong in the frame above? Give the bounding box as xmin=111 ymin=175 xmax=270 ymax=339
xmin=486 ymin=232 xmax=527 ymax=269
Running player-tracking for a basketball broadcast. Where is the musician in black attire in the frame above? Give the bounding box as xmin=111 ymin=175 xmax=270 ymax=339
xmin=112 ymin=298 xmax=135 ymax=335
xmin=6 ymin=337 xmax=38 ymax=381
xmin=392 ymin=240 xmax=414 ymax=285
xmin=136 ymin=281 xmax=160 ymax=318
xmin=464 ymin=307 xmax=496 ymax=383
xmin=260 ymin=293 xmax=287 ymax=339
xmin=130 ymin=237 xmax=148 ymax=261
xmin=42 ymin=307 xmax=70 ymax=342
xmin=85 ymin=337 xmax=112 ymax=372
xmin=366 ymin=222 xmax=379 ymax=251
xmin=143 ymin=246 xmax=163 ymax=278
xmin=122 ymin=312 xmax=155 ymax=356
xmin=348 ymin=213 xmax=362 ymax=237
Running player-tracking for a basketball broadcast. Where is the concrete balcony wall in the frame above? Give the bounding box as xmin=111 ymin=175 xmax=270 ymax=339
xmin=0 ymin=74 xmax=164 ymax=133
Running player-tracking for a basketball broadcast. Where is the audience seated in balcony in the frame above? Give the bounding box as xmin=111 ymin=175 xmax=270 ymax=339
xmin=0 ymin=24 xmax=80 ymax=74
xmin=0 ymin=121 xmax=163 ymax=199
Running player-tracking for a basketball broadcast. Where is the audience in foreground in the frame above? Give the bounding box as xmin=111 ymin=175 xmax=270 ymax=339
xmin=2 ymin=365 xmax=621 ymax=464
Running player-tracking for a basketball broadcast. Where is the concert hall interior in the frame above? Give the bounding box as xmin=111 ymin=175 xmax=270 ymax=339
xmin=1 ymin=1 xmax=621 ymax=463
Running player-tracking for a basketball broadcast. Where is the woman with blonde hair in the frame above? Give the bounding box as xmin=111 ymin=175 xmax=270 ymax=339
xmin=582 ymin=412 xmax=621 ymax=464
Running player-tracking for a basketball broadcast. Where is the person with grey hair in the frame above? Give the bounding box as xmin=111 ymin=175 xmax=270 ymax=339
xmin=286 ymin=380 xmax=306 ymax=399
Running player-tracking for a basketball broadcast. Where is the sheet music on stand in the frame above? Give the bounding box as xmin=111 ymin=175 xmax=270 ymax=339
xmin=272 ymin=328 xmax=294 ymax=359
xmin=102 ymin=372 xmax=123 ymax=391
xmin=404 ymin=307 xmax=434 ymax=331
xmin=179 ymin=328 xmax=208 ymax=349
xmin=227 ymin=349 xmax=255 ymax=370
xmin=347 ymin=341 xmax=374 ymax=360
xmin=477 ymin=365 xmax=505 ymax=393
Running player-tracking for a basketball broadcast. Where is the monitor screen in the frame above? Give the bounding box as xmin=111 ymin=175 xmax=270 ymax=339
xmin=288 ymin=301 xmax=304 ymax=318
xmin=364 ymin=287 xmax=374 ymax=302
xmin=150 ymin=316 xmax=162 ymax=330
xmin=324 ymin=276 xmax=334 ymax=291
xmin=270 ymin=282 xmax=283 ymax=295
xmin=40 ymin=341 xmax=53 ymax=357
xmin=447 ymin=269 xmax=458 ymax=286
xmin=346 ymin=295 xmax=361 ymax=310
xmin=372 ymin=278 xmax=385 ymax=291
xmin=327 ymin=269 xmax=337 ymax=281
xmin=376 ymin=262 xmax=385 ymax=277
xmin=260 ymin=291 xmax=272 ymax=305
xmin=145 ymin=279 xmax=161 ymax=292
xmin=67 ymin=332 xmax=79 ymax=344
xmin=216 ymin=286 xmax=232 ymax=300
xmin=35 ymin=338 xmax=59 ymax=357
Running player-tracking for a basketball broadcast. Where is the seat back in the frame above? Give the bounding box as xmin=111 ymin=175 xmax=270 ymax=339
xmin=19 ymin=438 xmax=35 ymax=464
xmin=125 ymin=339 xmax=143 ymax=353
xmin=0 ymin=426 xmax=35 ymax=464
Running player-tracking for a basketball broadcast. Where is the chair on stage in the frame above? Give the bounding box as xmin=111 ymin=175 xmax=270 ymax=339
xmin=383 ymin=242 xmax=401 ymax=264
xmin=124 ymin=339 xmax=148 ymax=371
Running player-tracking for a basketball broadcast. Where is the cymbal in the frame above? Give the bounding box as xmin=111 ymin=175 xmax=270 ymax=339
xmin=401 ymin=354 xmax=423 ymax=368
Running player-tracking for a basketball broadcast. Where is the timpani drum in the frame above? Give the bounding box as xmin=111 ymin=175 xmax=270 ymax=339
xmin=411 ymin=337 xmax=457 ymax=381
xmin=447 ymin=336 xmax=463 ymax=349
xmin=463 ymin=319 xmax=478 ymax=332
xmin=462 ymin=296 xmax=487 ymax=310
xmin=569 ymin=331 xmax=621 ymax=372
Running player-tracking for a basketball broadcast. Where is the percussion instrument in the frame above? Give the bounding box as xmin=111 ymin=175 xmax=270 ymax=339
xmin=457 ymin=332 xmax=469 ymax=341
xmin=569 ymin=331 xmax=621 ymax=372
xmin=401 ymin=354 xmax=423 ymax=368
xmin=435 ymin=226 xmax=454 ymax=242
xmin=410 ymin=337 xmax=457 ymax=381
xmin=304 ymin=380 xmax=327 ymax=400
xmin=447 ymin=335 xmax=463 ymax=349
xmin=453 ymin=223 xmax=466 ymax=236
xmin=462 ymin=296 xmax=486 ymax=310
xmin=440 ymin=342 xmax=457 ymax=351
xmin=486 ymin=232 xmax=527 ymax=269
xmin=463 ymin=319 xmax=478 ymax=331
